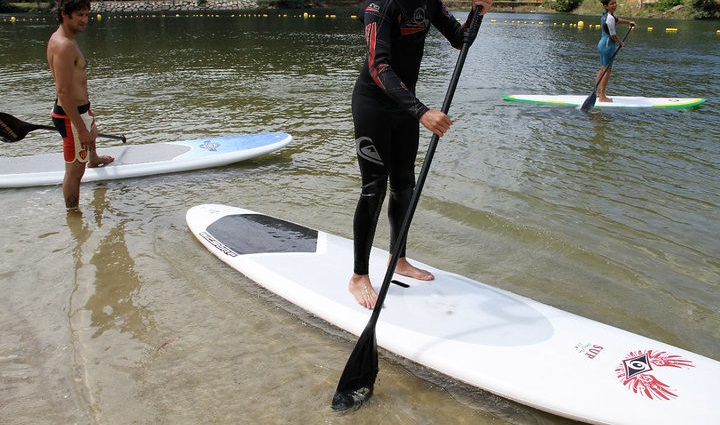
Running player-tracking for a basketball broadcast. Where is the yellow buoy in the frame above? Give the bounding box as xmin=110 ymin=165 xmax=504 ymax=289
xmin=10 ymin=16 xmax=17 ymax=23
xmin=666 ymin=27 xmax=678 ymax=32
xmin=578 ymin=20 xmax=584 ymax=28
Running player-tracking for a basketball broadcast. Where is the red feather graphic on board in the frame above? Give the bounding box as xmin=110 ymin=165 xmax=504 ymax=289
xmin=616 ymin=350 xmax=695 ymax=400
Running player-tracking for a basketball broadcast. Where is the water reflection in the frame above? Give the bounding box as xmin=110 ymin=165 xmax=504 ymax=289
xmin=66 ymin=186 xmax=153 ymax=342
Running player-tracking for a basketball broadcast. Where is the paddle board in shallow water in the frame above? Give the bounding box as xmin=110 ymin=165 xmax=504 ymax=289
xmin=504 ymin=94 xmax=706 ymax=109
xmin=0 ymin=132 xmax=292 ymax=188
xmin=186 ymin=203 xmax=720 ymax=425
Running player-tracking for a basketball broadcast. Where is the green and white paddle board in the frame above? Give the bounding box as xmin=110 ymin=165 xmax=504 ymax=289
xmin=186 ymin=203 xmax=720 ymax=425
xmin=504 ymin=94 xmax=706 ymax=109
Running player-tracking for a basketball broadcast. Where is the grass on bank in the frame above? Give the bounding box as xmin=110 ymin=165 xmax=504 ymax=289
xmin=6 ymin=2 xmax=51 ymax=13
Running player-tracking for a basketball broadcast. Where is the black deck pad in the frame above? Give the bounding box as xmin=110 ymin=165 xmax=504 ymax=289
xmin=207 ymin=214 xmax=318 ymax=255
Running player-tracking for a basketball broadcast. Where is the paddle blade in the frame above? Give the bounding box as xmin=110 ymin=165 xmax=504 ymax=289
xmin=580 ymin=91 xmax=597 ymax=113
xmin=0 ymin=112 xmax=32 ymax=142
xmin=331 ymin=327 xmax=378 ymax=411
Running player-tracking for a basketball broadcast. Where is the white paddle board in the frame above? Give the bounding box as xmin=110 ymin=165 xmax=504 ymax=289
xmin=0 ymin=132 xmax=292 ymax=188
xmin=504 ymin=94 xmax=706 ymax=109
xmin=186 ymin=204 xmax=720 ymax=425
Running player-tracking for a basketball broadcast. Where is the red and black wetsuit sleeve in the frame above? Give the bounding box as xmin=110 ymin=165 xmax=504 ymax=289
xmin=357 ymin=0 xmax=471 ymax=120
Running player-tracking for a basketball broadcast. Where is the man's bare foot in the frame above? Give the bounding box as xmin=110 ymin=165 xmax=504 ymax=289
xmin=88 ymin=154 xmax=114 ymax=168
xmin=349 ymin=274 xmax=378 ymax=309
xmin=394 ymin=257 xmax=434 ymax=281
xmin=597 ymin=96 xmax=613 ymax=103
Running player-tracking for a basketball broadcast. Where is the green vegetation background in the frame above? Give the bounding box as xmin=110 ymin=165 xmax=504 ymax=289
xmin=2 ymin=0 xmax=718 ymax=20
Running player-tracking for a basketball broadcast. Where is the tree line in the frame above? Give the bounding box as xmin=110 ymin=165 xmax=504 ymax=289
xmin=1 ymin=0 xmax=718 ymax=19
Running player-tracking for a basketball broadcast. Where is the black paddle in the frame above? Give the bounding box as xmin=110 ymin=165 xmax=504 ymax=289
xmin=331 ymin=7 xmax=485 ymax=412
xmin=0 ymin=112 xmax=126 ymax=143
xmin=580 ymin=25 xmax=634 ymax=113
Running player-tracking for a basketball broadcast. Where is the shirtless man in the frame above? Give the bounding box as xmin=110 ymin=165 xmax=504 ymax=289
xmin=47 ymin=0 xmax=113 ymax=213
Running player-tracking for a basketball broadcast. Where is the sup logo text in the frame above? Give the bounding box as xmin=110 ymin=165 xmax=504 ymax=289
xmin=575 ymin=342 xmax=604 ymax=359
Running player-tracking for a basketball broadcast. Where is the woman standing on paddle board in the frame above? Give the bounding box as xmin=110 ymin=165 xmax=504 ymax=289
xmin=348 ymin=0 xmax=493 ymax=309
xmin=595 ymin=0 xmax=635 ymax=103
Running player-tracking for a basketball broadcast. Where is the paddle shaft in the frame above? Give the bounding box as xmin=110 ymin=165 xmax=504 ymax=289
xmin=27 ymin=123 xmax=125 ymax=143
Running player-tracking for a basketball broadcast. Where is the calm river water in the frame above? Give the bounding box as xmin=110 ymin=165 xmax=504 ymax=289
xmin=0 ymin=9 xmax=718 ymax=425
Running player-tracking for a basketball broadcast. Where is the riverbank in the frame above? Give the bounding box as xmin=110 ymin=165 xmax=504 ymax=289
xmin=1 ymin=0 xmax=702 ymax=19
xmin=443 ymin=1 xmax=697 ymax=19
xmin=91 ymin=0 xmax=259 ymax=14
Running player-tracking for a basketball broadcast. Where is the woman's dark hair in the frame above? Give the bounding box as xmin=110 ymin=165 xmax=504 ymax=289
xmin=53 ymin=0 xmax=91 ymax=22
xmin=600 ymin=0 xmax=612 ymax=5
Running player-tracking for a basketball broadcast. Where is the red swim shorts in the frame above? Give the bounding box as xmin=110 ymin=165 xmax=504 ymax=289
xmin=51 ymin=102 xmax=95 ymax=163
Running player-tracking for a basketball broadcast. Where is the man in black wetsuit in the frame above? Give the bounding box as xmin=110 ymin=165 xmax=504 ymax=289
xmin=349 ymin=0 xmax=493 ymax=308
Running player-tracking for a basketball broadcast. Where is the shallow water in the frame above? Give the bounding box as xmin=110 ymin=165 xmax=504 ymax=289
xmin=0 ymin=10 xmax=718 ymax=424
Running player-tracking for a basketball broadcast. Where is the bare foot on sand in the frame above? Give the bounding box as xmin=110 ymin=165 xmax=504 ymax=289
xmin=349 ymin=274 xmax=378 ymax=309
xmin=88 ymin=154 xmax=114 ymax=168
xmin=393 ymin=257 xmax=434 ymax=281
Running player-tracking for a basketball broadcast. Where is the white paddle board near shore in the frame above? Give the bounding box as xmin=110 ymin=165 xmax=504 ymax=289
xmin=186 ymin=203 xmax=720 ymax=425
xmin=504 ymin=94 xmax=706 ymax=109
xmin=0 ymin=132 xmax=292 ymax=188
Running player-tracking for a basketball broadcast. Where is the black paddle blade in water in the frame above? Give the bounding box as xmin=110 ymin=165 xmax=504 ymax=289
xmin=331 ymin=327 xmax=378 ymax=411
xmin=580 ymin=92 xmax=598 ymax=113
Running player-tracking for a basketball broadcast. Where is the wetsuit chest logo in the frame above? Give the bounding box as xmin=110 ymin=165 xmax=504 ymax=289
xmin=400 ymin=7 xmax=428 ymax=35
xmin=365 ymin=2 xmax=380 ymax=13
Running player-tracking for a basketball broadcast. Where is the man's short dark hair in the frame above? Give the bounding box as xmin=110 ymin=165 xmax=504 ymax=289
xmin=53 ymin=0 xmax=91 ymax=22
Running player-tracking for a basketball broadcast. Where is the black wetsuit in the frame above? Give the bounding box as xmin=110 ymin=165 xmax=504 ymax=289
xmin=352 ymin=0 xmax=471 ymax=275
